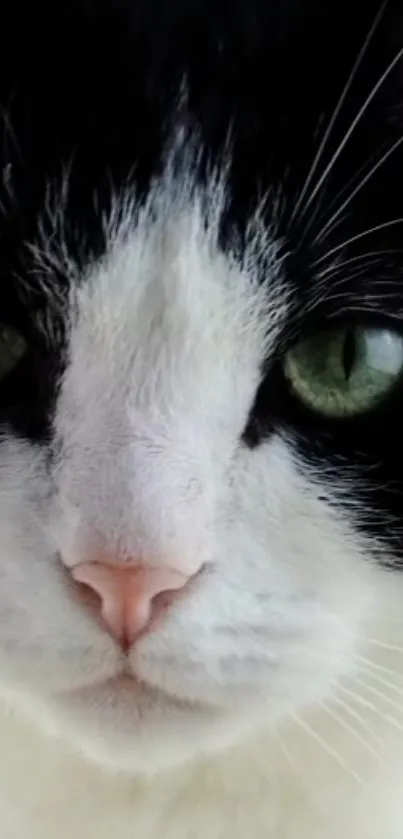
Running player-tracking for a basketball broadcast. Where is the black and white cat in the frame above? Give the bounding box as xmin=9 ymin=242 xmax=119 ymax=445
xmin=1 ymin=0 xmax=403 ymax=836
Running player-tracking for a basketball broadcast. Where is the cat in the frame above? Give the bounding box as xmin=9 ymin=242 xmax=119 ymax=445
xmin=0 ymin=0 xmax=403 ymax=836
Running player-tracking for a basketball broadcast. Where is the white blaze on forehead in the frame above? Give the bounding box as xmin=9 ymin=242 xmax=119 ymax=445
xmin=54 ymin=176 xmax=288 ymax=568
xmin=70 ymin=186 xmax=286 ymax=419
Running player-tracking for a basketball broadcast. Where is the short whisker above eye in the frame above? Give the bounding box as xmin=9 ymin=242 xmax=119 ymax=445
xmin=314 ymin=248 xmax=403 ymax=281
xmin=313 ymin=134 xmax=403 ymax=246
xmin=311 ymin=217 xmax=403 ymax=268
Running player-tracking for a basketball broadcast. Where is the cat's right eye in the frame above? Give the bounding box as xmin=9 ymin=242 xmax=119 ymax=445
xmin=0 ymin=326 xmax=28 ymax=380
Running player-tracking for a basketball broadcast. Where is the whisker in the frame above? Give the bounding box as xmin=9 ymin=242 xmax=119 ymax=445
xmin=323 ymin=266 xmax=377 ymax=285
xmin=314 ymin=135 xmax=403 ymax=244
xmin=314 ymin=248 xmax=402 ymax=279
xmin=358 ymin=637 xmax=403 ymax=654
xmin=312 ymin=218 xmax=403 ymax=267
xmin=298 ymin=148 xmax=391 ymax=248
xmin=298 ymin=43 xmax=403 ymax=224
xmin=338 ymin=683 xmax=403 ymax=734
xmin=304 ymin=268 xmax=382 ymax=314
xmin=357 ymin=666 xmax=403 ymax=698
xmin=331 ymin=693 xmax=386 ymax=750
xmin=289 ymin=0 xmax=390 ymax=227
xmin=291 ymin=712 xmax=363 ymax=783
xmin=353 ymin=675 xmax=403 ymax=714
xmin=315 ymin=145 xmax=384 ymax=222
xmin=339 ymin=683 xmax=383 ymax=712
xmin=318 ymin=698 xmax=383 ymax=761
xmin=355 ymin=653 xmax=403 ymax=684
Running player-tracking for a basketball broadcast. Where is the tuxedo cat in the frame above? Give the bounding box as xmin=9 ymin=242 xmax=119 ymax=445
xmin=1 ymin=0 xmax=403 ymax=836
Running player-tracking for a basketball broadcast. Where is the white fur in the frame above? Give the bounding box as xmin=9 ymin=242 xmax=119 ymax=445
xmin=1 ymin=175 xmax=403 ymax=837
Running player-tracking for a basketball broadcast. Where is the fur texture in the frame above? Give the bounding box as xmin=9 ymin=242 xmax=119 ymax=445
xmin=1 ymin=0 xmax=403 ymax=836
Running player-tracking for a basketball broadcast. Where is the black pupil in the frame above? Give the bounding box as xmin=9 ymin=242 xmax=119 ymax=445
xmin=342 ymin=330 xmax=357 ymax=381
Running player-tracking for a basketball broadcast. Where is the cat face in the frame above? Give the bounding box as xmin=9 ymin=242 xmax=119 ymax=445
xmin=0 ymin=0 xmax=402 ymax=772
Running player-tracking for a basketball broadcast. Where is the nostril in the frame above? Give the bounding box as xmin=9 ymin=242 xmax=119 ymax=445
xmin=149 ymin=588 xmax=181 ymax=623
xmin=71 ymin=575 xmax=106 ymax=627
xmin=76 ymin=578 xmax=102 ymax=608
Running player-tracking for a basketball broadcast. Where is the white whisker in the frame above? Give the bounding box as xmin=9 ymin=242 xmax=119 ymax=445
xmin=312 ymin=218 xmax=403 ymax=267
xmin=314 ymin=135 xmax=403 ymax=244
xmin=289 ymin=0 xmax=390 ymax=227
xmin=353 ymin=675 xmax=403 ymax=714
xmin=292 ymin=712 xmax=363 ymax=784
xmin=355 ymin=654 xmax=403 ymax=682
xmin=298 ymin=43 xmax=403 ymax=223
xmin=357 ymin=667 xmax=403 ymax=698
xmin=339 ymin=683 xmax=382 ymax=712
xmin=314 ymin=248 xmax=401 ymax=280
xmin=331 ymin=693 xmax=386 ymax=750
xmin=318 ymin=699 xmax=383 ymax=761
xmin=316 ymin=146 xmax=383 ymax=221
xmin=338 ymin=683 xmax=403 ymax=735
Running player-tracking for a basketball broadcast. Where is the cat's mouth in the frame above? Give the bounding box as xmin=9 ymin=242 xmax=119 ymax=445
xmin=68 ymin=666 xmax=149 ymax=694
xmin=103 ymin=673 xmax=147 ymax=693
xmin=63 ymin=671 xmax=201 ymax=717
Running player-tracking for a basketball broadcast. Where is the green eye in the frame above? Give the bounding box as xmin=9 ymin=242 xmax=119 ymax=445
xmin=283 ymin=325 xmax=403 ymax=417
xmin=0 ymin=327 xmax=27 ymax=380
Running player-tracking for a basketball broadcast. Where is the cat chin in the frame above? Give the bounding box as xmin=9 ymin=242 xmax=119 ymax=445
xmin=13 ymin=661 xmax=339 ymax=774
xmin=4 ymin=636 xmax=355 ymax=773
xmin=11 ymin=674 xmax=242 ymax=773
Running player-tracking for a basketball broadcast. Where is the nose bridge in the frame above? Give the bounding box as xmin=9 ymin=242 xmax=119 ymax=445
xmin=72 ymin=412 xmax=205 ymax=506
xmin=55 ymin=281 xmax=219 ymax=573
xmin=56 ymin=409 xmax=212 ymax=577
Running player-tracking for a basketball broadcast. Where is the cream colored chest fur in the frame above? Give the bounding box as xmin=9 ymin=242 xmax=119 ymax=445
xmin=1 ymin=700 xmax=402 ymax=839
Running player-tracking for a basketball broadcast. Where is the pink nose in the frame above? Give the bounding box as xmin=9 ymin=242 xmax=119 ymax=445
xmin=71 ymin=561 xmax=190 ymax=650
